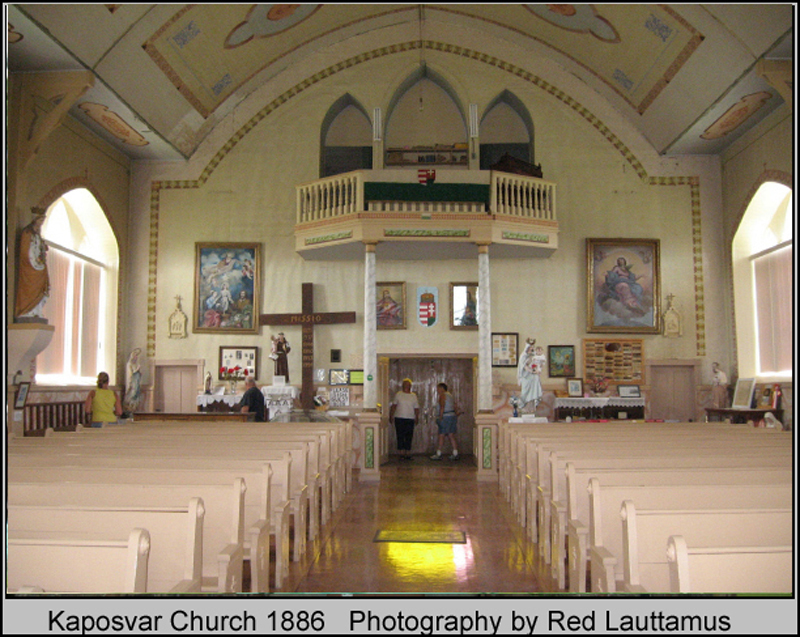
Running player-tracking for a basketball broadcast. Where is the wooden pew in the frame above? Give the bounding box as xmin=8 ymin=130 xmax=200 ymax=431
xmin=549 ymin=457 xmax=792 ymax=590
xmin=586 ymin=478 xmax=792 ymax=593
xmin=621 ymin=501 xmax=793 ymax=593
xmin=8 ymin=498 xmax=204 ymax=593
xmin=7 ymin=528 xmax=150 ymax=594
xmin=44 ymin=421 xmax=338 ymax=538
xmin=524 ymin=432 xmax=789 ymax=552
xmin=7 ymin=478 xmax=247 ymax=593
xmin=667 ymin=535 xmax=793 ymax=594
xmin=9 ymin=435 xmax=312 ymax=565
xmin=8 ymin=461 xmax=287 ymax=593
xmin=507 ymin=423 xmax=787 ymax=533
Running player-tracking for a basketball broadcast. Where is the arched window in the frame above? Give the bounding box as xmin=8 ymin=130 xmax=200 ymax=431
xmin=37 ymin=188 xmax=119 ymax=385
xmin=732 ymin=182 xmax=793 ymax=379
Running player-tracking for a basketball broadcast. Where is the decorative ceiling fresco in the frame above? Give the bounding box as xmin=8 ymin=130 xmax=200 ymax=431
xmin=6 ymin=4 xmax=793 ymax=161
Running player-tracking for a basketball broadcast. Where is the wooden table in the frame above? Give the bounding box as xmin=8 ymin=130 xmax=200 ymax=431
xmin=134 ymin=412 xmax=255 ymax=422
xmin=704 ymin=407 xmax=783 ymax=424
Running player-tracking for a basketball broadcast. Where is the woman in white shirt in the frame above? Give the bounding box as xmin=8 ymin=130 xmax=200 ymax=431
xmin=389 ymin=378 xmax=420 ymax=461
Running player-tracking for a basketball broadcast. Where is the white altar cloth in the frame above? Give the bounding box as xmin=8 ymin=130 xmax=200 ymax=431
xmin=554 ymin=397 xmax=644 ymax=409
xmin=197 ymin=394 xmax=239 ymax=408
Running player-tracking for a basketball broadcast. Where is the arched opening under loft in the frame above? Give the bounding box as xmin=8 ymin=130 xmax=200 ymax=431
xmin=320 ymin=94 xmax=374 ymax=178
xmin=384 ymin=66 xmax=468 ymax=169
xmin=480 ymin=90 xmax=535 ymax=171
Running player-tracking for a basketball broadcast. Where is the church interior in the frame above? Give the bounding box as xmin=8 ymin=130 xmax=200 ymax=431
xmin=5 ymin=4 xmax=795 ymax=601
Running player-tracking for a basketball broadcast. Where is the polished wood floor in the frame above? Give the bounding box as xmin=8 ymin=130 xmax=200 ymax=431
xmin=280 ymin=455 xmax=555 ymax=595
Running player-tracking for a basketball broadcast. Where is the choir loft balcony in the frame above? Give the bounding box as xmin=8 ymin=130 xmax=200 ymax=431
xmin=294 ymin=169 xmax=558 ymax=260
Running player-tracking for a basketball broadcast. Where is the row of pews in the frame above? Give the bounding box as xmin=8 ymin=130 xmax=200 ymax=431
xmin=498 ymin=419 xmax=793 ymax=594
xmin=7 ymin=416 xmax=353 ymax=595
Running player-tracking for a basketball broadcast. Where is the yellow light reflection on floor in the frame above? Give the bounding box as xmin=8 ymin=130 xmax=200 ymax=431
xmin=382 ymin=539 xmax=475 ymax=585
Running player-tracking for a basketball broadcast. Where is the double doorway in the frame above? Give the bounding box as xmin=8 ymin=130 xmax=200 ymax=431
xmin=381 ymin=356 xmax=475 ymax=457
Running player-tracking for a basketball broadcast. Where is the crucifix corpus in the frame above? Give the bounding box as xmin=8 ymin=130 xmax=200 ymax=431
xmin=260 ymin=283 xmax=356 ymax=411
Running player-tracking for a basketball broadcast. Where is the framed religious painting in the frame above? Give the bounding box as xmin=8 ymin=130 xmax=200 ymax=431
xmin=586 ymin=238 xmax=661 ymax=334
xmin=548 ymin=345 xmax=576 ymax=378
xmin=450 ymin=282 xmax=479 ymax=330
xmin=567 ymin=378 xmax=584 ymax=398
xmin=376 ymin=282 xmax=406 ymax=330
xmin=194 ymin=243 xmax=260 ymax=334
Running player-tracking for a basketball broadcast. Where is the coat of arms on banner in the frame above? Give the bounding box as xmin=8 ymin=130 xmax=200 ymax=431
xmin=417 ymin=286 xmax=438 ymax=327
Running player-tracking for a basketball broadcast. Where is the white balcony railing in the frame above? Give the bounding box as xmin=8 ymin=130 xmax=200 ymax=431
xmin=490 ymin=171 xmax=556 ymax=221
xmin=296 ymin=170 xmax=556 ymax=225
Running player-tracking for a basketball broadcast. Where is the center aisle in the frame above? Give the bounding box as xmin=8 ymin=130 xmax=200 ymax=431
xmin=287 ymin=456 xmax=549 ymax=594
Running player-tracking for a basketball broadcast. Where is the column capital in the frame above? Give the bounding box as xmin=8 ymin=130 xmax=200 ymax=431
xmin=476 ymin=242 xmax=491 ymax=254
xmin=363 ymin=241 xmax=379 ymax=253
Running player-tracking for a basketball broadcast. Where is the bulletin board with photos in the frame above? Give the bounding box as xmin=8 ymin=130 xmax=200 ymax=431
xmin=582 ymin=338 xmax=644 ymax=385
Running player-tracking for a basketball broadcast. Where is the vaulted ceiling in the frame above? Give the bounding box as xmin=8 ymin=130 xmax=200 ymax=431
xmin=7 ymin=4 xmax=794 ymax=162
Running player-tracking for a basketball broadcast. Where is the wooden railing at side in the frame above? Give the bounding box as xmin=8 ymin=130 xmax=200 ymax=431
xmin=23 ymin=401 xmax=87 ymax=436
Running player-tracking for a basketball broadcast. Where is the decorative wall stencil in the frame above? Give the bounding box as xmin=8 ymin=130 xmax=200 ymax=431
xmin=701 ymin=92 xmax=773 ymax=140
xmin=519 ymin=4 xmax=703 ymax=114
xmin=79 ymin=103 xmax=149 ymax=146
xmin=225 ymin=5 xmax=321 ymax=48
xmin=416 ymin=286 xmax=438 ymax=327
xmin=525 ymin=5 xmax=620 ymax=43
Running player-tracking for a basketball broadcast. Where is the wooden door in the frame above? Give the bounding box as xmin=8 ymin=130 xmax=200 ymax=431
xmin=648 ymin=361 xmax=699 ymax=421
xmin=152 ymin=360 xmax=204 ymax=413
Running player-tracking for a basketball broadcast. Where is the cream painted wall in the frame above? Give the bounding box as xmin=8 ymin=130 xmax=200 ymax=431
xmin=139 ymin=47 xmax=715 ymax=394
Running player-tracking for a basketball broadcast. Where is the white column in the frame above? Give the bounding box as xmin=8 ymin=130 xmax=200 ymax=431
xmin=363 ymin=243 xmax=378 ymax=409
xmin=477 ymin=244 xmax=492 ymax=412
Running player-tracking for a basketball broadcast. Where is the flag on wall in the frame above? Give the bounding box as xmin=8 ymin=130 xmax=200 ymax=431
xmin=417 ymin=286 xmax=438 ymax=327
xmin=417 ymin=169 xmax=436 ymax=185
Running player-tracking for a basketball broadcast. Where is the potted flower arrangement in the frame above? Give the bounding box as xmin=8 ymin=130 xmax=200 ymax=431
xmin=220 ymin=365 xmax=248 ymax=394
xmin=588 ymin=376 xmax=610 ymax=396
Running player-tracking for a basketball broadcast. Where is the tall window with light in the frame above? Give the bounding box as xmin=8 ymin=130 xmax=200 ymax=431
xmin=36 ymin=189 xmax=119 ymax=385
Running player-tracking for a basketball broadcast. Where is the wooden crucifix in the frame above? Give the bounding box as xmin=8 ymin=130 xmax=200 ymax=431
xmin=260 ymin=283 xmax=357 ymax=411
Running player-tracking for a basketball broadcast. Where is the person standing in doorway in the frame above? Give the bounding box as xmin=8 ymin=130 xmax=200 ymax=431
xmin=389 ymin=378 xmax=420 ymax=461
xmin=431 ymin=382 xmax=461 ymax=460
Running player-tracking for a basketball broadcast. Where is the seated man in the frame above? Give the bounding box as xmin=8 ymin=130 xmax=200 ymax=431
xmin=238 ymin=377 xmax=267 ymax=422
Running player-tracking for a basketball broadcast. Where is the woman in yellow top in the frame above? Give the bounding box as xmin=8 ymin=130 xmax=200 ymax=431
xmin=85 ymin=372 xmax=122 ymax=427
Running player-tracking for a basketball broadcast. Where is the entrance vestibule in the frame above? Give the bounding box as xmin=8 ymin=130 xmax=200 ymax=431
xmin=383 ymin=356 xmax=475 ymax=458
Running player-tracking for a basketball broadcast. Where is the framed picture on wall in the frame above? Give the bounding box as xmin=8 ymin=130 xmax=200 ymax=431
xmin=492 ymin=333 xmax=518 ymax=367
xmin=548 ymin=345 xmax=575 ymax=378
xmin=376 ymin=282 xmax=406 ymax=329
xmin=586 ymin=238 xmax=661 ymax=334
xmin=194 ymin=242 xmax=260 ymax=334
xmin=219 ymin=346 xmax=258 ymax=380
xmin=14 ymin=382 xmax=31 ymax=409
xmin=450 ymin=282 xmax=479 ymax=330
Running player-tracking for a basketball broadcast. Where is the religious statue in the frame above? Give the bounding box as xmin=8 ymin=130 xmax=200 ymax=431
xmin=271 ymin=332 xmax=291 ymax=381
xmin=711 ymin=362 xmax=729 ymax=409
xmin=517 ymin=338 xmax=546 ymax=411
xmin=204 ymin=371 xmax=213 ymax=394
xmin=15 ymin=208 xmax=50 ymax=322
xmin=123 ymin=348 xmax=143 ymax=414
